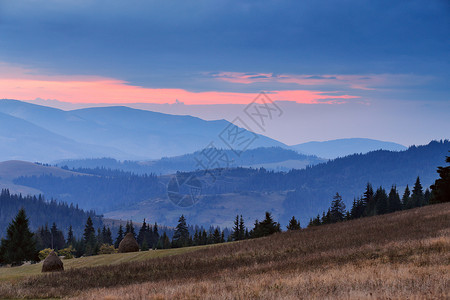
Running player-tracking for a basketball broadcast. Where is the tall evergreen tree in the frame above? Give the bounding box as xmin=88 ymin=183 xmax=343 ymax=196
xmin=137 ymin=219 xmax=147 ymax=246
xmin=0 ymin=208 xmax=37 ymax=265
xmin=66 ymin=225 xmax=74 ymax=247
xmin=411 ymin=177 xmax=424 ymax=208
xmin=286 ymin=216 xmax=301 ymax=230
xmin=363 ymin=183 xmax=375 ymax=216
xmin=172 ymin=215 xmax=189 ymax=247
xmin=374 ymin=187 xmax=388 ymax=215
xmin=83 ymin=216 xmax=97 ymax=255
xmin=430 ymin=154 xmax=450 ymax=203
xmin=115 ymin=224 xmax=124 ymax=248
xmin=330 ymin=193 xmax=346 ymax=222
xmin=213 ymin=228 xmax=221 ymax=244
xmin=50 ymin=222 xmax=65 ymax=250
xmin=232 ymin=215 xmax=240 ymax=241
xmin=402 ymin=185 xmax=411 ymax=209
xmin=239 ymin=215 xmax=245 ymax=240
xmin=387 ymin=185 xmax=402 ymax=213
xmin=252 ymin=212 xmax=281 ymax=238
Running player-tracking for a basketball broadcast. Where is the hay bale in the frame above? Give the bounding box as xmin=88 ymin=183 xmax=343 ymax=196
xmin=118 ymin=233 xmax=139 ymax=253
xmin=42 ymin=250 xmax=64 ymax=272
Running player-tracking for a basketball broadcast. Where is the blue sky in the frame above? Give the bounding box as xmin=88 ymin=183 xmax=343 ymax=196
xmin=0 ymin=0 xmax=449 ymax=145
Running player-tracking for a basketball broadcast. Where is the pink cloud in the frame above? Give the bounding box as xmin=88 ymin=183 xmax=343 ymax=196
xmin=0 ymin=63 xmax=359 ymax=105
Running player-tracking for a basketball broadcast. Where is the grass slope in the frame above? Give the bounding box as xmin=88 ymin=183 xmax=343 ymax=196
xmin=0 ymin=203 xmax=449 ymax=299
xmin=0 ymin=246 xmax=203 ymax=283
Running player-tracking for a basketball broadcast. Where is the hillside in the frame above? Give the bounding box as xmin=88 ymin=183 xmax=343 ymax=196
xmin=0 ymin=160 xmax=89 ymax=195
xmin=291 ymin=137 xmax=407 ymax=159
xmin=10 ymin=140 xmax=449 ymax=227
xmin=0 ymin=203 xmax=448 ymax=299
xmin=56 ymin=147 xmax=325 ymax=175
xmin=0 ymin=99 xmax=286 ymax=161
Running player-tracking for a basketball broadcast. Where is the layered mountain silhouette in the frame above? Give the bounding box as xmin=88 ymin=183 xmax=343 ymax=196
xmin=291 ymin=138 xmax=406 ymax=159
xmin=0 ymin=99 xmax=285 ymax=161
xmin=0 ymin=99 xmax=407 ymax=162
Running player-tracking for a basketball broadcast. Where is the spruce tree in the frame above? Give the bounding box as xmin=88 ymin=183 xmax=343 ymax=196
xmin=137 ymin=219 xmax=147 ymax=246
xmin=330 ymin=193 xmax=346 ymax=222
xmin=387 ymin=185 xmax=402 ymax=213
xmin=115 ymin=224 xmax=124 ymax=248
xmin=232 ymin=215 xmax=240 ymax=241
xmin=430 ymin=154 xmax=450 ymax=203
xmin=238 ymin=215 xmax=245 ymax=240
xmin=402 ymin=185 xmax=411 ymax=209
xmin=363 ymin=183 xmax=375 ymax=216
xmin=411 ymin=177 xmax=424 ymax=208
xmin=66 ymin=225 xmax=74 ymax=247
xmin=374 ymin=187 xmax=388 ymax=215
xmin=286 ymin=216 xmax=301 ymax=230
xmin=213 ymin=228 xmax=221 ymax=244
xmin=0 ymin=208 xmax=37 ymax=265
xmin=83 ymin=216 xmax=97 ymax=255
xmin=172 ymin=215 xmax=189 ymax=247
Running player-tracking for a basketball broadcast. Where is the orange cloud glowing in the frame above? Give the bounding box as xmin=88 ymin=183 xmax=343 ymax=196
xmin=0 ymin=63 xmax=359 ymax=105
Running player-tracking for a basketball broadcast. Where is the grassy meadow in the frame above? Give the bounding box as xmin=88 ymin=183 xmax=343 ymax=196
xmin=0 ymin=203 xmax=449 ymax=299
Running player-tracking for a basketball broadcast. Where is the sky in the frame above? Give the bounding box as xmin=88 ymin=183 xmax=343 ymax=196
xmin=0 ymin=0 xmax=449 ymax=145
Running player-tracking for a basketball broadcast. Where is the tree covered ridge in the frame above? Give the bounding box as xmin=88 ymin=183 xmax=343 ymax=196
xmin=0 ymin=189 xmax=102 ymax=239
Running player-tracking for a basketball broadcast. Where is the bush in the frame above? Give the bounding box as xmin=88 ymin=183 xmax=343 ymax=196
xmin=38 ymin=248 xmax=52 ymax=261
xmin=58 ymin=246 xmax=75 ymax=259
xmin=99 ymin=244 xmax=116 ymax=254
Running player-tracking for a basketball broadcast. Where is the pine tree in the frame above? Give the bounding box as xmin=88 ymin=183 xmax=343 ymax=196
xmin=286 ymin=216 xmax=301 ymax=230
xmin=232 ymin=215 xmax=240 ymax=241
xmin=213 ymin=228 xmax=221 ymax=244
xmin=239 ymin=215 xmax=245 ymax=240
xmin=363 ymin=183 xmax=375 ymax=216
xmin=137 ymin=219 xmax=147 ymax=246
xmin=83 ymin=216 xmax=97 ymax=256
xmin=388 ymin=185 xmax=402 ymax=213
xmin=115 ymin=224 xmax=124 ymax=248
xmin=125 ymin=221 xmax=136 ymax=238
xmin=411 ymin=177 xmax=424 ymax=208
xmin=66 ymin=225 xmax=74 ymax=247
xmin=153 ymin=222 xmax=159 ymax=248
xmin=253 ymin=212 xmax=281 ymax=238
xmin=330 ymin=193 xmax=346 ymax=222
xmin=402 ymin=185 xmax=411 ymax=209
xmin=430 ymin=154 xmax=450 ymax=204
xmin=104 ymin=227 xmax=113 ymax=245
xmin=50 ymin=222 xmax=65 ymax=250
xmin=0 ymin=208 xmax=37 ymax=265
xmin=172 ymin=215 xmax=189 ymax=248
xmin=374 ymin=187 xmax=388 ymax=215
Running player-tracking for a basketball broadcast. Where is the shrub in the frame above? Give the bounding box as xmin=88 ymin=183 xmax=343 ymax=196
xmin=99 ymin=244 xmax=116 ymax=255
xmin=58 ymin=246 xmax=75 ymax=259
xmin=38 ymin=248 xmax=53 ymax=261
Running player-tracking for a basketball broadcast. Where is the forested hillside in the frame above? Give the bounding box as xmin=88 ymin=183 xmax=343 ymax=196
xmin=0 ymin=189 xmax=102 ymax=238
xmin=15 ymin=172 xmax=165 ymax=212
xmin=11 ymin=140 xmax=449 ymax=226
xmin=57 ymin=147 xmax=323 ymax=175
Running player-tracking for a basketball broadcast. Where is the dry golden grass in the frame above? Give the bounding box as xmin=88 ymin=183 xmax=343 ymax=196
xmin=0 ymin=203 xmax=449 ymax=299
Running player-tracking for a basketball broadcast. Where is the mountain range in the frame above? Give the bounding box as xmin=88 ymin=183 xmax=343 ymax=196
xmin=2 ymin=140 xmax=447 ymax=228
xmin=0 ymin=99 xmax=407 ymax=162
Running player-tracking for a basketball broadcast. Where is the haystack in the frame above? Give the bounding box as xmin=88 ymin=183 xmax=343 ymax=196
xmin=42 ymin=250 xmax=64 ymax=272
xmin=118 ymin=232 xmax=140 ymax=253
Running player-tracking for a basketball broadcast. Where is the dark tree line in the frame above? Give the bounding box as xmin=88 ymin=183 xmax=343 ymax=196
xmin=308 ymin=176 xmax=432 ymax=227
xmin=0 ymin=189 xmax=102 ymax=239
